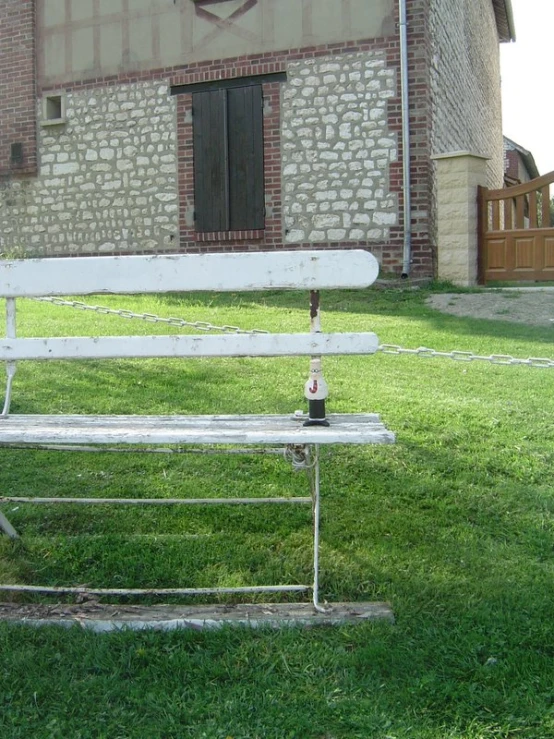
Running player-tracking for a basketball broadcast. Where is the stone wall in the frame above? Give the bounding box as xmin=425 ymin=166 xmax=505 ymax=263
xmin=0 ymin=49 xmax=400 ymax=259
xmin=0 ymin=22 xmax=439 ymax=274
xmin=0 ymin=82 xmax=178 ymax=257
xmin=429 ymin=0 xmax=504 ymax=188
xmin=0 ymin=1 xmax=508 ymax=276
xmin=281 ymin=52 xmax=398 ymax=245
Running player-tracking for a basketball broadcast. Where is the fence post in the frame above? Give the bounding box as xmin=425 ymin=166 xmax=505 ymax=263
xmin=477 ymin=185 xmax=487 ymax=285
xmin=432 ymin=151 xmax=489 ymax=286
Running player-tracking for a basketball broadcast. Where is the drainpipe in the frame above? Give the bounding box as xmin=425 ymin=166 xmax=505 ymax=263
xmin=399 ymin=0 xmax=412 ymax=277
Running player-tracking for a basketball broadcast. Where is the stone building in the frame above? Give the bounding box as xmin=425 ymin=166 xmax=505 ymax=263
xmin=0 ymin=0 xmax=515 ymax=277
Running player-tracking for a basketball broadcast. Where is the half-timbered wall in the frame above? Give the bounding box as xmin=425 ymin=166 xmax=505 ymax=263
xmin=38 ymin=0 xmax=395 ymax=88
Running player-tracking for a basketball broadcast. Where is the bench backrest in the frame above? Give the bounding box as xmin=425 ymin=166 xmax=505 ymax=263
xmin=1 ymin=250 xmax=379 ymax=362
xmin=0 ymin=251 xmax=378 ymax=298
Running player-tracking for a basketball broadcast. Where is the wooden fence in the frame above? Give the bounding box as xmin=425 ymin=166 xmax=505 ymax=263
xmin=478 ymin=171 xmax=554 ymax=282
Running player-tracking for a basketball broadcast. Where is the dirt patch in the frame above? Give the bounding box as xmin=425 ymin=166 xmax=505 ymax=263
xmin=426 ymin=290 xmax=554 ymax=327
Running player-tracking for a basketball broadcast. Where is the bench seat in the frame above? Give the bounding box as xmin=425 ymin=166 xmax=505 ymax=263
xmin=0 ymin=413 xmax=395 ymax=447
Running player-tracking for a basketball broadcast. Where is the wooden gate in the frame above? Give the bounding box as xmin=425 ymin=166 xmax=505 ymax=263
xmin=478 ymin=171 xmax=554 ymax=282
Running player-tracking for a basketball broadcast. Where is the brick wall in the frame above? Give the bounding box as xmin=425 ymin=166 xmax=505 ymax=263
xmin=0 ymin=2 xmax=508 ymax=277
xmin=0 ymin=0 xmax=37 ymax=176
xmin=503 ymin=140 xmax=535 ymax=185
xmin=504 ymin=148 xmax=520 ymax=182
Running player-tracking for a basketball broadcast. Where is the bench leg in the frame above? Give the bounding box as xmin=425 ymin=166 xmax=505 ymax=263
xmin=311 ymin=444 xmax=326 ymax=613
xmin=0 ymin=510 xmax=19 ymax=539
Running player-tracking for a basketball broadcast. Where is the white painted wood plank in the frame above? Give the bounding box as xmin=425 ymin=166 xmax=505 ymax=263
xmin=0 ymin=412 xmax=383 ymax=428
xmin=0 ymin=602 xmax=395 ymax=630
xmin=0 ymin=413 xmax=395 ymax=445
xmin=0 ymin=250 xmax=379 ymax=297
xmin=0 ymin=332 xmax=379 ymax=360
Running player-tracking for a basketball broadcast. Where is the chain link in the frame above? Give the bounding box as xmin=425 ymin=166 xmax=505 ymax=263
xmin=377 ymin=344 xmax=554 ymax=368
xmin=32 ymin=297 xmax=269 ymax=335
xmin=33 ymin=298 xmax=554 ymax=368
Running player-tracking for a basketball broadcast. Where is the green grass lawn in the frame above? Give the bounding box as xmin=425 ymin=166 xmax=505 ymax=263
xmin=1 ymin=285 xmax=554 ymax=738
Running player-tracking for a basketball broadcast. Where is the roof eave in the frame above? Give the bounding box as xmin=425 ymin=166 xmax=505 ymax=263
xmin=493 ymin=0 xmax=516 ymax=42
xmin=522 ymin=151 xmax=540 ymax=180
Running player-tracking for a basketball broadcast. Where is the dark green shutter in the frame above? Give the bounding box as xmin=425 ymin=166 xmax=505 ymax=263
xmin=227 ymin=85 xmax=264 ymax=230
xmin=193 ymin=89 xmax=230 ymax=232
xmin=192 ymin=85 xmax=264 ymax=232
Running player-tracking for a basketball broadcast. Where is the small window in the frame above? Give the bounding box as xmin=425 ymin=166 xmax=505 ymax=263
xmin=10 ymin=143 xmax=24 ymax=165
xmin=41 ymin=94 xmax=66 ymax=126
xmin=192 ymin=85 xmax=264 ymax=232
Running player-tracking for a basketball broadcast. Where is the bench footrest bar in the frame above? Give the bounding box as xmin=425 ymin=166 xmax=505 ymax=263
xmin=1 ymin=444 xmax=285 ymax=455
xmin=0 ymin=496 xmax=312 ymax=505
xmin=0 ymin=584 xmax=309 ymax=597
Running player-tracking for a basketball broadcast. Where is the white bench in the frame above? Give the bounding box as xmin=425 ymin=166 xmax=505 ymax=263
xmin=0 ymin=249 xmax=394 ymax=611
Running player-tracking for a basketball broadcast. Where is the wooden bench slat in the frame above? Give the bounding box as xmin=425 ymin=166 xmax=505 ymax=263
xmin=0 ymin=413 xmax=395 ymax=446
xmin=0 ymin=250 xmax=379 ymax=298
xmin=0 ymin=333 xmax=379 ymax=361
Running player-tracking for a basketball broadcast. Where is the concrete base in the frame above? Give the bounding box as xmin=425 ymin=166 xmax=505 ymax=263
xmin=0 ymin=601 xmax=394 ymax=631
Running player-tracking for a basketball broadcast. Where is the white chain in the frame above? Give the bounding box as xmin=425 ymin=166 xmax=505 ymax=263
xmin=377 ymin=344 xmax=554 ymax=368
xmin=33 ymin=297 xmax=554 ymax=368
xmin=32 ymin=297 xmax=269 ymax=335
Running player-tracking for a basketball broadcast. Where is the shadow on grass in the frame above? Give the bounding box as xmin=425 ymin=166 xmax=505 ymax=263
xmin=9 ymin=357 xmax=306 ymax=415
xmin=1 ymin=289 xmax=554 ymax=736
xmin=1 ymin=504 xmax=553 ymax=739
xmin=1 ymin=436 xmax=554 ymax=737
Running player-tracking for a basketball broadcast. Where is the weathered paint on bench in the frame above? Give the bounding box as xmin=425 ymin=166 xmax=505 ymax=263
xmin=0 ymin=250 xmax=379 ymax=297
xmin=0 ymin=413 xmax=393 ymax=446
xmin=0 ymin=332 xmax=378 ymax=361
